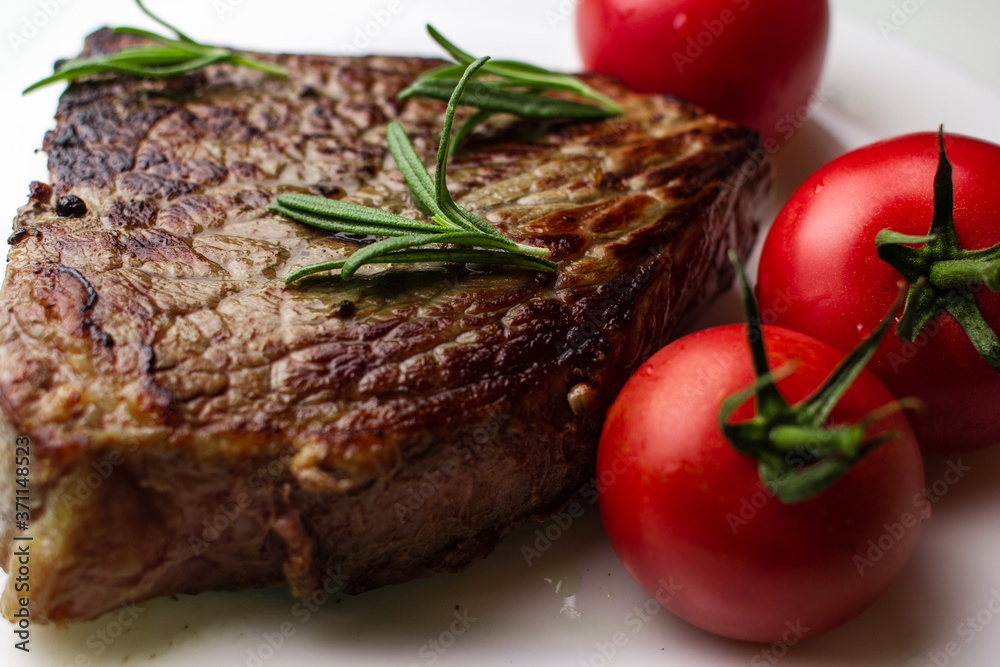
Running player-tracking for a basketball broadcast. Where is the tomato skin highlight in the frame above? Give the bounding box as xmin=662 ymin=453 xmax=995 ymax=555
xmin=575 ymin=0 xmax=829 ymax=142
xmin=757 ymin=132 xmax=1000 ymax=454
xmin=597 ymin=324 xmax=924 ymax=642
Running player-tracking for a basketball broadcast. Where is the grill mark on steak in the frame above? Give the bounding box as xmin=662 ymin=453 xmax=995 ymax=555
xmin=105 ymin=199 xmax=159 ymax=229
xmin=34 ymin=263 xmax=114 ymax=349
xmin=0 ymin=29 xmax=772 ymax=623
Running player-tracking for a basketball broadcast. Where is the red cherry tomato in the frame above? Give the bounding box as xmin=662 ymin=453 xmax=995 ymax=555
xmin=598 ymin=324 xmax=924 ymax=642
xmin=576 ymin=0 xmax=829 ymax=143
xmin=756 ymin=132 xmax=1000 ymax=454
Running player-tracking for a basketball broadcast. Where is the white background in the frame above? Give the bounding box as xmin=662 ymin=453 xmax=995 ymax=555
xmin=834 ymin=0 xmax=1000 ymax=91
xmin=3 ymin=1 xmax=1000 ymax=666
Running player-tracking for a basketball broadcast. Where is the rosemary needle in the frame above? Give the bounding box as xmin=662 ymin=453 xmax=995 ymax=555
xmin=23 ymin=0 xmax=286 ymax=94
xmin=399 ymin=25 xmax=622 ymax=153
xmin=273 ymin=57 xmax=557 ymax=283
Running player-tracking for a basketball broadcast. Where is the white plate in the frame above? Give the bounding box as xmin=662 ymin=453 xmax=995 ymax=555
xmin=4 ymin=4 xmax=1000 ymax=666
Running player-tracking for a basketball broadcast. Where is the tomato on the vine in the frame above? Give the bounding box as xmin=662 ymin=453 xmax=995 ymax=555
xmin=757 ymin=131 xmax=1000 ymax=454
xmin=597 ymin=262 xmax=924 ymax=642
xmin=575 ymin=0 xmax=829 ymax=142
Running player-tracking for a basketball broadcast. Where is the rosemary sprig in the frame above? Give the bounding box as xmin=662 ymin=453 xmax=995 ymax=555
xmin=274 ymin=56 xmax=557 ymax=284
xmin=400 ymin=79 xmax=615 ymax=121
xmin=23 ymin=0 xmax=286 ymax=94
xmin=399 ymin=25 xmax=622 ymax=153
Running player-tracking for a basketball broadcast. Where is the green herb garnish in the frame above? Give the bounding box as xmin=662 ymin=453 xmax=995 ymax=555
xmin=274 ymin=56 xmax=557 ymax=283
xmin=23 ymin=0 xmax=286 ymax=94
xmin=398 ymin=25 xmax=622 ymax=153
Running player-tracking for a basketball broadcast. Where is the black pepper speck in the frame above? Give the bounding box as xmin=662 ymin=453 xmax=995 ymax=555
xmin=335 ymin=300 xmax=356 ymax=319
xmin=56 ymin=195 xmax=87 ymax=218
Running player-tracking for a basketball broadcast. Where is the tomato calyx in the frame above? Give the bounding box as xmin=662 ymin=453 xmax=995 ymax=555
xmin=720 ymin=251 xmax=907 ymax=503
xmin=876 ymin=127 xmax=1000 ymax=371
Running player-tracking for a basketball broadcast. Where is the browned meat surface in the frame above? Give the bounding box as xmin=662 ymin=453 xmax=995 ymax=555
xmin=0 ymin=29 xmax=771 ymax=624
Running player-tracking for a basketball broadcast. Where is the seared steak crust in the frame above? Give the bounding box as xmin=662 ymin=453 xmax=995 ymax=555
xmin=0 ymin=30 xmax=771 ymax=623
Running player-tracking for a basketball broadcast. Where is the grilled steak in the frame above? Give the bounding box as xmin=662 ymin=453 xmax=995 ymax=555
xmin=0 ymin=29 xmax=771 ymax=624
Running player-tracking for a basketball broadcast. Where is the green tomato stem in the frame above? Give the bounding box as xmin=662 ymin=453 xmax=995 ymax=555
xmin=720 ymin=252 xmax=910 ymax=503
xmin=929 ymin=257 xmax=1000 ymax=291
xmin=768 ymin=424 xmax=865 ymax=456
xmin=876 ymin=127 xmax=1000 ymax=371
